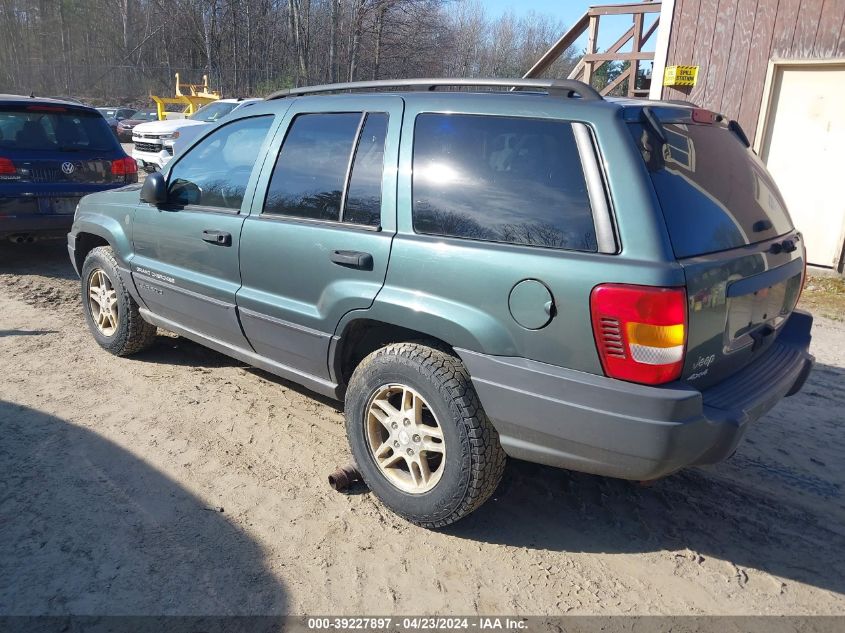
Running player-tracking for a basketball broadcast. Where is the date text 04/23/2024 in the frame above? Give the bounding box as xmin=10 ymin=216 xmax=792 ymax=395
xmin=306 ymin=617 xmax=529 ymax=631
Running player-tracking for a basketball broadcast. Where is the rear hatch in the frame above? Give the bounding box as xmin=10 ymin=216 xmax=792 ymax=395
xmin=626 ymin=106 xmax=804 ymax=390
xmin=0 ymin=102 xmax=134 ymax=217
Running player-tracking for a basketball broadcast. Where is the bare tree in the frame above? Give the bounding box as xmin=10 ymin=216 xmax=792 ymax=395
xmin=329 ymin=0 xmax=340 ymax=82
xmin=289 ymin=0 xmax=311 ymax=85
xmin=0 ymin=0 xmax=580 ymax=102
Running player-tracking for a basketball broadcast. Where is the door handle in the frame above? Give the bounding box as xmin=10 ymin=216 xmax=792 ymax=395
xmin=330 ymin=250 xmax=373 ymax=270
xmin=202 ymin=230 xmax=232 ymax=247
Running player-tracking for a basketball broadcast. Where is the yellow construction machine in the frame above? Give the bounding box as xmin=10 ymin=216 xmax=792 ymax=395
xmin=150 ymin=74 xmax=220 ymax=121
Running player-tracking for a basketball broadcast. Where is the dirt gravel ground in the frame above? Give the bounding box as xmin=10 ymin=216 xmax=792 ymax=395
xmin=1 ymin=243 xmax=844 ymax=616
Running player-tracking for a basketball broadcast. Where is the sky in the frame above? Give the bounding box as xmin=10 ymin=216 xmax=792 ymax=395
xmin=475 ymin=0 xmax=659 ymax=53
xmin=480 ymin=0 xmax=601 ymax=24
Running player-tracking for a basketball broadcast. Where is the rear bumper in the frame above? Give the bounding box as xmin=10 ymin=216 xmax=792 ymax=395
xmin=457 ymin=310 xmax=814 ymax=480
xmin=0 ymin=212 xmax=74 ymax=238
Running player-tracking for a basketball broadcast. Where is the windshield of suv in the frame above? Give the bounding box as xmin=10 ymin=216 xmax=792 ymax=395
xmin=188 ymin=101 xmax=238 ymax=122
xmin=97 ymin=108 xmax=118 ymax=119
xmin=628 ymin=120 xmax=794 ymax=258
xmin=132 ymin=110 xmax=158 ymax=121
xmin=0 ymin=106 xmax=117 ymax=152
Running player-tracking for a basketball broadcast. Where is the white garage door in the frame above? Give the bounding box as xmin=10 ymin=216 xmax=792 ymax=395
xmin=758 ymin=62 xmax=845 ymax=268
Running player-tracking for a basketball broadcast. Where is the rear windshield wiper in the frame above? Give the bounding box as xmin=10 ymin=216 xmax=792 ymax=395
xmin=640 ymin=107 xmax=667 ymax=144
xmin=635 ymin=107 xmax=668 ymax=172
xmin=728 ymin=120 xmax=751 ymax=148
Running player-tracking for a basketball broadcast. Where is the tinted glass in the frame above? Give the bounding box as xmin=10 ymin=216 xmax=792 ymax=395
xmin=343 ymin=113 xmax=388 ymax=226
xmin=0 ymin=107 xmax=117 ymax=151
xmin=168 ymin=115 xmax=273 ymax=210
xmin=412 ymin=114 xmax=596 ymax=251
xmin=628 ymin=122 xmax=794 ymax=258
xmin=264 ymin=113 xmax=361 ymax=221
xmin=189 ymin=101 xmax=239 ymax=122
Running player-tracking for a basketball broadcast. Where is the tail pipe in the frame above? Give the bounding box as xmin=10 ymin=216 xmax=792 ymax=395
xmin=328 ymin=464 xmax=363 ymax=492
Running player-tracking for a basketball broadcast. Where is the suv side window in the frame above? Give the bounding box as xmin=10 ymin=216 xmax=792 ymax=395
xmin=412 ymin=113 xmax=597 ymax=252
xmin=263 ymin=112 xmax=388 ymax=227
xmin=344 ymin=113 xmax=388 ymax=226
xmin=168 ymin=115 xmax=273 ymax=211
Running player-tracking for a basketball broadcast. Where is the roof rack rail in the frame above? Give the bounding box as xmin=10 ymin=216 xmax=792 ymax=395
xmin=267 ymin=78 xmax=602 ymax=101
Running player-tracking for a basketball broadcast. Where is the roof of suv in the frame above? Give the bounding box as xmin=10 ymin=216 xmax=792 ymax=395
xmin=266 ymin=78 xmax=600 ymax=99
xmin=0 ymin=94 xmax=93 ymax=109
xmin=259 ymin=78 xmax=705 ymax=120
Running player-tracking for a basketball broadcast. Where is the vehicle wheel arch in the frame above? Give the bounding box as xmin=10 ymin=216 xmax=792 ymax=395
xmin=331 ymin=300 xmax=516 ymax=392
xmin=73 ymin=231 xmax=111 ymax=273
xmin=72 ymin=213 xmax=134 ymax=271
xmin=331 ymin=318 xmax=457 ymax=392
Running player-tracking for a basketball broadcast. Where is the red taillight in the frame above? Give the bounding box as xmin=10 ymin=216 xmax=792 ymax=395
xmin=111 ymin=156 xmax=138 ymax=177
xmin=0 ymin=157 xmax=15 ymax=175
xmin=590 ymin=284 xmax=687 ymax=385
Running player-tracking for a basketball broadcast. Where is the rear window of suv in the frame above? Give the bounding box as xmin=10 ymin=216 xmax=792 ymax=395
xmin=412 ymin=113 xmax=597 ymax=252
xmin=0 ymin=106 xmax=116 ymax=152
xmin=627 ymin=120 xmax=794 ymax=258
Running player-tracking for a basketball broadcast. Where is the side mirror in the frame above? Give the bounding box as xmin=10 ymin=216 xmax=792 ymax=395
xmin=140 ymin=171 xmax=167 ymax=205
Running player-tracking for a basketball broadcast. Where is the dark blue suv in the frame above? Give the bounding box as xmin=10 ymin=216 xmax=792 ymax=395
xmin=0 ymin=95 xmax=137 ymax=243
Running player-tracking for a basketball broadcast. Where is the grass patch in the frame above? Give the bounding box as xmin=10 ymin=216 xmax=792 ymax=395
xmin=799 ymin=274 xmax=845 ymax=321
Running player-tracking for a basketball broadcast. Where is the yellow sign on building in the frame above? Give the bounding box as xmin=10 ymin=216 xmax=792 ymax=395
xmin=663 ymin=65 xmax=699 ymax=87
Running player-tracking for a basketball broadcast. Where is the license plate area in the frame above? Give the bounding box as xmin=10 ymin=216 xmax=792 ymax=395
xmin=38 ymin=197 xmax=80 ymax=215
xmin=725 ymin=274 xmax=801 ymax=351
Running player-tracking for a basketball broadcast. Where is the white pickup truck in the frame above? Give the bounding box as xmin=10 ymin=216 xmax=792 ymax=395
xmin=132 ymin=98 xmax=262 ymax=171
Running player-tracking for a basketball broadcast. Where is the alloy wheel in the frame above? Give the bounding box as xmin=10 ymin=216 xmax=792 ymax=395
xmin=87 ymin=268 xmax=119 ymax=337
xmin=365 ymin=384 xmax=446 ymax=494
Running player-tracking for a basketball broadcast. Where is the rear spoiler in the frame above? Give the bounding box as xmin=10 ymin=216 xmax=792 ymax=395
xmin=627 ymin=105 xmax=752 ymax=149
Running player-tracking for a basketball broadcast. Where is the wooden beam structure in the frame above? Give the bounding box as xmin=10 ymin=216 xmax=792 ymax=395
xmin=589 ymin=2 xmax=661 ymax=16
xmin=582 ymin=51 xmax=656 ymax=62
xmin=524 ymin=0 xmax=662 ymax=98
xmin=522 ymin=12 xmax=591 ymax=80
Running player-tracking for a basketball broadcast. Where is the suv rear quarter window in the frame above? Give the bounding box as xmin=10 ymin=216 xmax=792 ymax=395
xmin=412 ymin=113 xmax=597 ymax=252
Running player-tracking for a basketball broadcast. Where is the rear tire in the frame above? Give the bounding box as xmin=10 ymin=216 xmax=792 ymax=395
xmin=81 ymin=246 xmax=156 ymax=356
xmin=345 ymin=342 xmax=506 ymax=528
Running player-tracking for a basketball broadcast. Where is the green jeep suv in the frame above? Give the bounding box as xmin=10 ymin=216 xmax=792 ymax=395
xmin=68 ymin=78 xmax=814 ymax=527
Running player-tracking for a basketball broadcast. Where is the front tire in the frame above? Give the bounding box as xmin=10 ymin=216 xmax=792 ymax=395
xmin=81 ymin=246 xmax=156 ymax=356
xmin=345 ymin=342 xmax=506 ymax=528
